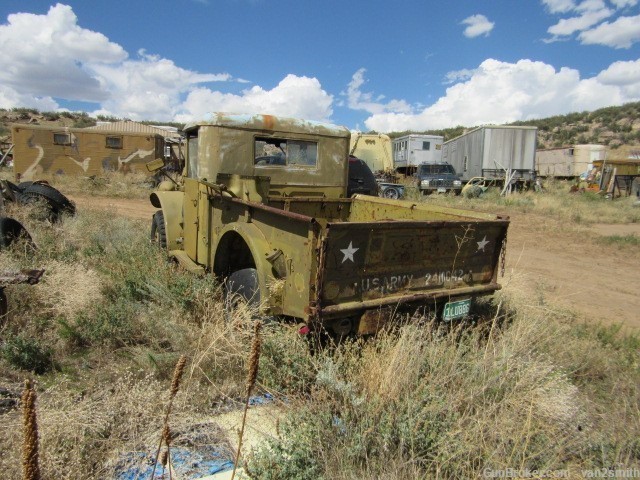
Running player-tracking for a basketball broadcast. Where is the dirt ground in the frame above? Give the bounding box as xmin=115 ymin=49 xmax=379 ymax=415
xmin=69 ymin=194 xmax=640 ymax=331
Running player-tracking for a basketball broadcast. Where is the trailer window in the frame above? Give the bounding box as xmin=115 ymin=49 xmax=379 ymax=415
xmin=254 ymin=137 xmax=317 ymax=167
xmin=105 ymin=136 xmax=123 ymax=149
xmin=53 ymin=133 xmax=71 ymax=145
xmin=422 ymin=141 xmax=430 ymax=151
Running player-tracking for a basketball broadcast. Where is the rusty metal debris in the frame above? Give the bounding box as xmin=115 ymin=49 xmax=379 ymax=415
xmin=0 ymin=270 xmax=45 ymax=320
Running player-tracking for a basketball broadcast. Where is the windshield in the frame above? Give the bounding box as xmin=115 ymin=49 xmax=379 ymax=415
xmin=419 ymin=164 xmax=455 ymax=175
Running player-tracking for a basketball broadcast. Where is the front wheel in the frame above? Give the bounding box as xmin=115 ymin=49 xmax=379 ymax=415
xmin=150 ymin=210 xmax=167 ymax=249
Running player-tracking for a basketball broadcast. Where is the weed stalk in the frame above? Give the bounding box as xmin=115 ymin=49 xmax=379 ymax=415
xmin=22 ymin=379 xmax=40 ymax=480
xmin=231 ymin=321 xmax=262 ymax=480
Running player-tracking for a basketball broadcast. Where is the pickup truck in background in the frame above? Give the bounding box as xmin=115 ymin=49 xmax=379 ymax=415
xmin=416 ymin=162 xmax=463 ymax=195
xmin=149 ymin=113 xmax=509 ymax=336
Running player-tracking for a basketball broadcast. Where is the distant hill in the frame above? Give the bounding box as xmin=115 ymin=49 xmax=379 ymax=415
xmin=2 ymin=102 xmax=640 ymax=151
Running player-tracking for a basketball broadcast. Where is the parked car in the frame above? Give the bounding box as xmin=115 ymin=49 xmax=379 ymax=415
xmin=416 ymin=162 xmax=462 ymax=194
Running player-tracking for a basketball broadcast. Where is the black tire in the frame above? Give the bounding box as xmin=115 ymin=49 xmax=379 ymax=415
xmin=0 ymin=217 xmax=33 ymax=250
xmin=150 ymin=210 xmax=167 ymax=249
xmin=17 ymin=181 xmax=34 ymax=191
xmin=18 ymin=192 xmax=58 ymax=222
xmin=0 ymin=288 xmax=7 ymax=320
xmin=224 ymin=268 xmax=260 ymax=323
xmin=3 ymin=180 xmax=22 ymax=197
xmin=383 ymin=186 xmax=400 ymax=199
xmin=22 ymin=183 xmax=76 ymax=216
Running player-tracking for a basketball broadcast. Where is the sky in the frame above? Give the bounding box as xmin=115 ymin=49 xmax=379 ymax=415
xmin=0 ymin=1 xmax=639 ymax=132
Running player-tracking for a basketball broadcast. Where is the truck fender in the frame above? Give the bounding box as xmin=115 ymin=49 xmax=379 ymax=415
xmin=214 ymin=223 xmax=273 ymax=306
xmin=150 ymin=191 xmax=184 ymax=251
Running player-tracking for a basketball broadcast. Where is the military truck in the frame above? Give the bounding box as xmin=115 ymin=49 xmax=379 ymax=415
xmin=149 ymin=113 xmax=509 ymax=335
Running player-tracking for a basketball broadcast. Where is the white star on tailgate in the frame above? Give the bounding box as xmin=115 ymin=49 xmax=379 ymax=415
xmin=476 ymin=236 xmax=490 ymax=252
xmin=340 ymin=241 xmax=359 ymax=263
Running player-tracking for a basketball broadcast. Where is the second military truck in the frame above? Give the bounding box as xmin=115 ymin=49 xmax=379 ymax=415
xmin=150 ymin=114 xmax=509 ymax=335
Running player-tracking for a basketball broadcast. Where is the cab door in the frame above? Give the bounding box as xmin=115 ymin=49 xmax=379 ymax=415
xmin=183 ymin=177 xmax=199 ymax=261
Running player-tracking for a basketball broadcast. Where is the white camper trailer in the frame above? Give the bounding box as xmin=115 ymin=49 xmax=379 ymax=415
xmin=392 ymin=134 xmax=443 ymax=174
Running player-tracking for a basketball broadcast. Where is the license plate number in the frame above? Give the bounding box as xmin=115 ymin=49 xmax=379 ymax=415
xmin=437 ymin=187 xmax=447 ymax=193
xmin=442 ymin=299 xmax=471 ymax=321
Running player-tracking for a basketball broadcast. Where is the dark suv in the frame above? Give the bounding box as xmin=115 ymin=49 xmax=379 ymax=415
xmin=347 ymin=156 xmax=379 ymax=196
xmin=416 ymin=162 xmax=462 ymax=194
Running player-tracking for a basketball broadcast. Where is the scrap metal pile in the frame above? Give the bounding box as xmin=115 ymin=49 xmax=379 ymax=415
xmin=1 ymin=178 xmax=75 ymax=319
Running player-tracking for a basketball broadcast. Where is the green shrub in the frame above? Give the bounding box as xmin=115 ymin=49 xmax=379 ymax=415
xmin=2 ymin=335 xmax=54 ymax=373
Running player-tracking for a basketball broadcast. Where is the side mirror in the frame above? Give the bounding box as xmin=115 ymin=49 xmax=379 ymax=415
xmin=146 ymin=158 xmax=166 ymax=172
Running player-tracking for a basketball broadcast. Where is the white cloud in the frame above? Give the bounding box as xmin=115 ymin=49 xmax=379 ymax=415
xmin=578 ymin=14 xmax=640 ymax=47
xmin=359 ymin=58 xmax=640 ymax=132
xmin=609 ymin=0 xmax=638 ymax=7
xmin=596 ymin=59 xmax=640 ymax=96
xmin=543 ymin=0 xmax=640 ymax=46
xmin=0 ymin=4 xmax=333 ymax=122
xmin=87 ymin=50 xmax=228 ymax=120
xmin=343 ymin=68 xmax=412 ymax=115
xmin=0 ymin=4 xmax=127 ymax=103
xmin=174 ymin=75 xmax=334 ymax=123
xmin=444 ymin=68 xmax=476 ymax=84
xmin=461 ymin=14 xmax=495 ymax=38
xmin=542 ymin=0 xmax=577 ymax=13
xmin=547 ymin=5 xmax=613 ymax=35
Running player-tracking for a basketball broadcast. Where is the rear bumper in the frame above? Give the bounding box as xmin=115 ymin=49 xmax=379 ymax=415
xmin=318 ymin=282 xmax=501 ymax=320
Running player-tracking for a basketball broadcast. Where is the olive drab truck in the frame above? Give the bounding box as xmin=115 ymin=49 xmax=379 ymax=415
xmin=149 ymin=113 xmax=509 ymax=336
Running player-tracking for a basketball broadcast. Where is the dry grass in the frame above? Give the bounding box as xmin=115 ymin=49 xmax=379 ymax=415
xmin=407 ymin=180 xmax=640 ymax=226
xmin=1 ymin=167 xmax=639 ymax=478
xmin=1 ymin=167 xmax=152 ymax=199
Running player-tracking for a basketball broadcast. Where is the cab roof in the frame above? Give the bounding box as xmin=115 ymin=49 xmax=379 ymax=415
xmin=183 ymin=113 xmax=350 ymax=138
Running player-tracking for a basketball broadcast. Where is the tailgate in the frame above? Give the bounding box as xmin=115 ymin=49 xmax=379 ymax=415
xmin=318 ymin=220 xmax=508 ymax=314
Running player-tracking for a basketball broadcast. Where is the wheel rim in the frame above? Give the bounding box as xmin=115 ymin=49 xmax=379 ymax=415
xmin=384 ymin=188 xmax=399 ymax=199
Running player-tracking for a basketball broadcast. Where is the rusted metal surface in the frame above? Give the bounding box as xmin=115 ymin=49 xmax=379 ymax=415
xmin=0 ymin=269 xmax=45 ymax=287
xmin=321 ymin=283 xmax=501 ymax=318
xmin=357 ymin=307 xmax=394 ymax=335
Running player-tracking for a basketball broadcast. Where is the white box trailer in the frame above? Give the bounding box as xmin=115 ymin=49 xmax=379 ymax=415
xmin=536 ymin=144 xmax=606 ymax=178
xmin=442 ymin=126 xmax=537 ymax=184
xmin=392 ymin=134 xmax=443 ymax=174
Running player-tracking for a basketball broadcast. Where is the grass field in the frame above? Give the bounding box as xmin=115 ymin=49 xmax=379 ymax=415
xmin=0 ymin=171 xmax=639 ymax=478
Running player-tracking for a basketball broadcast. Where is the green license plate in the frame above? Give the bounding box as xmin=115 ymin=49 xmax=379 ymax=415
xmin=442 ymin=298 xmax=471 ymax=321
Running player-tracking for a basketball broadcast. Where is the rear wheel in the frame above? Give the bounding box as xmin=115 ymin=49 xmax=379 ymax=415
xmin=150 ymin=210 xmax=167 ymax=249
xmin=224 ymin=268 xmax=260 ymax=325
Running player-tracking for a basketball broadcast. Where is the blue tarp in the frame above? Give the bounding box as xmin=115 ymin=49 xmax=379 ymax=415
xmin=115 ymin=393 xmax=276 ymax=479
xmin=115 ymin=447 xmax=234 ymax=480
